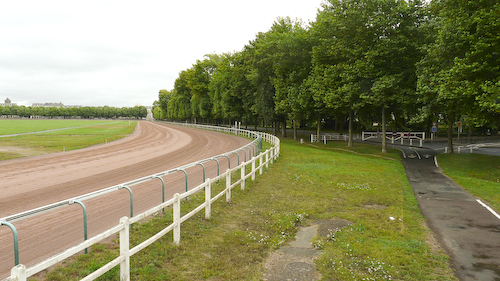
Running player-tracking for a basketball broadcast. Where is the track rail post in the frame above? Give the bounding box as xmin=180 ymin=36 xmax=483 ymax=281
xmin=70 ymin=200 xmax=88 ymax=254
xmin=1 ymin=221 xmax=19 ymax=266
xmin=120 ymin=185 xmax=133 ymax=219
xmin=154 ymin=176 xmax=165 ymax=212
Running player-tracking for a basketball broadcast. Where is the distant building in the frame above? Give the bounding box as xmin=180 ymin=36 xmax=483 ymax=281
xmin=1 ymin=98 xmax=17 ymax=106
xmin=32 ymin=102 xmax=64 ymax=108
xmin=32 ymin=102 xmax=81 ymax=108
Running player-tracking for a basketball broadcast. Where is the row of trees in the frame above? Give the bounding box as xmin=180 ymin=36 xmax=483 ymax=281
xmin=153 ymin=0 xmax=500 ymax=153
xmin=0 ymin=105 xmax=148 ymax=119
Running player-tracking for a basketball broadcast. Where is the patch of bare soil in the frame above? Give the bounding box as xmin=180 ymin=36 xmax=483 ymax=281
xmin=0 ymin=146 xmax=47 ymax=158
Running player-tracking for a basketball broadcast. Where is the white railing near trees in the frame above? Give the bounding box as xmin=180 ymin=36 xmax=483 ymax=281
xmin=1 ymin=122 xmax=280 ymax=281
xmin=310 ymin=133 xmax=349 ymax=143
xmin=362 ymin=131 xmax=426 ymax=147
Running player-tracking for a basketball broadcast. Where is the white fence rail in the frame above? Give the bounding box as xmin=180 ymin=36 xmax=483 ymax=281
xmin=362 ymin=131 xmax=426 ymax=147
xmin=1 ymin=122 xmax=280 ymax=281
xmin=310 ymin=133 xmax=348 ymax=143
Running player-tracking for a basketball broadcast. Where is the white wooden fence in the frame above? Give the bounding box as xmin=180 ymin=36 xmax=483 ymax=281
xmin=362 ymin=131 xmax=426 ymax=147
xmin=1 ymin=122 xmax=280 ymax=281
xmin=310 ymin=133 xmax=349 ymax=143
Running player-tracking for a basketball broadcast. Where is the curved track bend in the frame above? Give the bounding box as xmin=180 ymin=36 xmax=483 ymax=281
xmin=0 ymin=121 xmax=250 ymax=278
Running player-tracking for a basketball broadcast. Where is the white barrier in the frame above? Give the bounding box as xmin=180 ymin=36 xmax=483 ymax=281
xmin=362 ymin=131 xmax=425 ymax=147
xmin=1 ymin=122 xmax=280 ymax=281
xmin=310 ymin=133 xmax=348 ymax=143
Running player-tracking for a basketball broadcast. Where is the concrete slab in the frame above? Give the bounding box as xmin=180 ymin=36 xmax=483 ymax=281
xmin=263 ymin=219 xmax=352 ymax=281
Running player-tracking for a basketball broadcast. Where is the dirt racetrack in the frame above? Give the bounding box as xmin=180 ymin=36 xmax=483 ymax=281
xmin=0 ymin=121 xmax=251 ymax=278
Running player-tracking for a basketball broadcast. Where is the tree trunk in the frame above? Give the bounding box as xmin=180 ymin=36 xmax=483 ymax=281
xmin=316 ymin=115 xmax=321 ymax=143
xmin=293 ymin=120 xmax=297 ymax=141
xmin=381 ymin=107 xmax=387 ymax=153
xmin=447 ymin=112 xmax=455 ymax=153
xmin=282 ymin=120 xmax=287 ymax=138
xmin=348 ymin=110 xmax=353 ymax=147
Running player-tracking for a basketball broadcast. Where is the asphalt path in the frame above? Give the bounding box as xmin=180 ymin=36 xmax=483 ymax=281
xmin=389 ymin=141 xmax=500 ymax=280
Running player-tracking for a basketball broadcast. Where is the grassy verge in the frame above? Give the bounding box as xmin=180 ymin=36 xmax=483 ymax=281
xmin=31 ymin=139 xmax=456 ymax=280
xmin=437 ymin=153 xmax=500 ymax=212
xmin=0 ymin=121 xmax=136 ymax=160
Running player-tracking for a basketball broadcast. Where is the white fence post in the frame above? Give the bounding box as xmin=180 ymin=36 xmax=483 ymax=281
xmin=265 ymin=150 xmax=269 ymax=169
xmin=251 ymin=157 xmax=256 ymax=181
xmin=240 ymin=163 xmax=245 ymax=190
xmin=205 ymin=179 xmax=211 ymax=219
xmin=10 ymin=264 xmax=27 ymax=281
xmin=119 ymin=217 xmax=130 ymax=281
xmin=259 ymin=154 xmax=263 ymax=175
xmin=226 ymin=169 xmax=231 ymax=203
xmin=173 ymin=193 xmax=181 ymax=245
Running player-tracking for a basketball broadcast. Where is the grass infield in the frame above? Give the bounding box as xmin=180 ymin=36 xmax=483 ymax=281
xmin=31 ymin=138 xmax=458 ymax=281
xmin=0 ymin=120 xmax=137 ymax=160
xmin=0 ymin=119 xmax=115 ymax=135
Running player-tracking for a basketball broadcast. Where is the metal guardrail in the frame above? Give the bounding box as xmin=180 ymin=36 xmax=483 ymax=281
xmin=1 ymin=122 xmax=280 ymax=281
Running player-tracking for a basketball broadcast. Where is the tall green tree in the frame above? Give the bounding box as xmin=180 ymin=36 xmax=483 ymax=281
xmin=418 ymin=0 xmax=500 ymax=153
xmin=153 ymin=89 xmax=171 ymax=119
xmin=208 ymin=52 xmax=254 ymax=124
xmin=168 ymin=70 xmax=192 ymax=120
xmin=312 ymin=0 xmax=424 ymax=151
xmin=245 ymin=30 xmax=281 ymax=132
xmin=189 ymin=57 xmax=216 ymax=122
xmin=270 ymin=17 xmax=315 ymax=140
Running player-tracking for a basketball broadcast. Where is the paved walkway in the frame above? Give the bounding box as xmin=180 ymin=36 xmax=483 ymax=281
xmin=398 ymin=145 xmax=500 ymax=280
xmin=263 ymin=219 xmax=352 ymax=281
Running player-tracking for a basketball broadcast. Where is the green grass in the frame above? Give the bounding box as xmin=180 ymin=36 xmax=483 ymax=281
xmin=0 ymin=119 xmax=113 ymax=135
xmin=0 ymin=121 xmax=137 ymax=160
xmin=33 ymin=138 xmax=456 ymax=281
xmin=437 ymin=153 xmax=500 ymax=212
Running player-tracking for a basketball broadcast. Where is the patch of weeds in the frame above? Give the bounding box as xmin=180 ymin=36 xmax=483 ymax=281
xmin=336 ymin=182 xmax=373 ymax=191
xmin=245 ymin=211 xmax=309 ymax=249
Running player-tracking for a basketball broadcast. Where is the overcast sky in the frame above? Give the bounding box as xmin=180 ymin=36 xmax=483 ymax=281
xmin=0 ymin=1 xmax=324 ymax=108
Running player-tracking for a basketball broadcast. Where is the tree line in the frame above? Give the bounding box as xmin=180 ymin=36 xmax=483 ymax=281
xmin=153 ymin=0 xmax=500 ymax=153
xmin=0 ymin=104 xmax=148 ymax=119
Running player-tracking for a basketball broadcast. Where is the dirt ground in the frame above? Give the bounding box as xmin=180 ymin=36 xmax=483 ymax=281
xmin=0 ymin=121 xmax=250 ymax=279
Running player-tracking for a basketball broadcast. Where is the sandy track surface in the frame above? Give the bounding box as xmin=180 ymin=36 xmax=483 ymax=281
xmin=0 ymin=121 xmax=250 ymax=278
